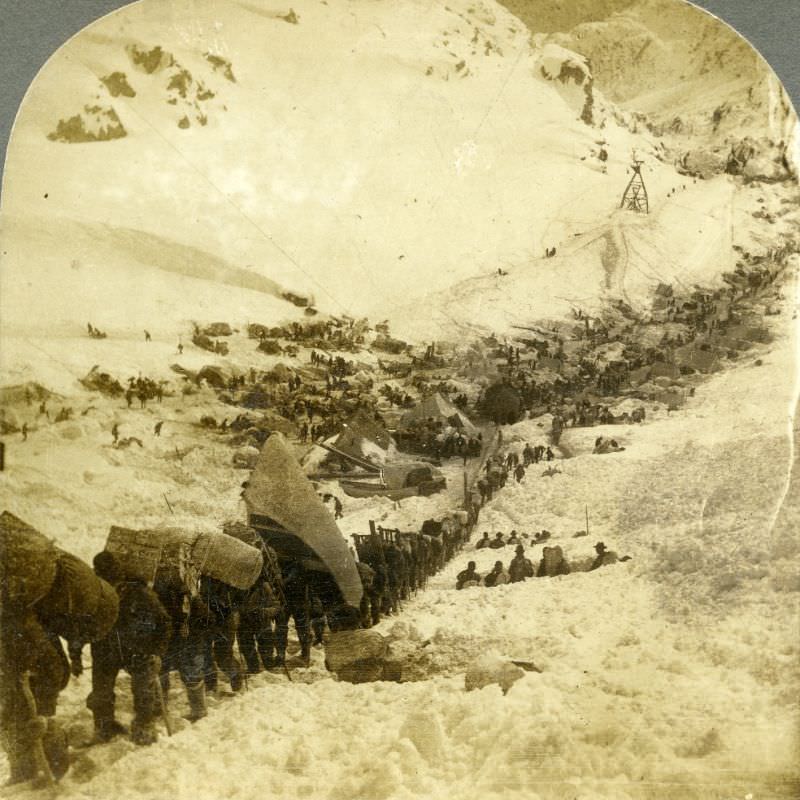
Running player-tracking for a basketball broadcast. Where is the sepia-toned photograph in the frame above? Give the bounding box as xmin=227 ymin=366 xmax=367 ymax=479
xmin=0 ymin=1 xmax=798 ymax=798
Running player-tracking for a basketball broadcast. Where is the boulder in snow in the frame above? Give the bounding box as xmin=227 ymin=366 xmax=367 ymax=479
xmin=325 ymin=629 xmax=398 ymax=683
xmin=742 ymin=151 xmax=793 ymax=183
xmin=676 ymin=149 xmax=726 ymax=179
xmin=536 ymin=44 xmax=595 ymax=125
xmin=465 ymin=654 xmax=525 ymax=694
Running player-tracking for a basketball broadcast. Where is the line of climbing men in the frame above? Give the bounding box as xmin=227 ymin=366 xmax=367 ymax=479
xmin=0 ymin=514 xmax=346 ymax=787
xmin=352 ymin=510 xmax=473 ymax=628
xmin=1 ymin=430 xmax=498 ymax=787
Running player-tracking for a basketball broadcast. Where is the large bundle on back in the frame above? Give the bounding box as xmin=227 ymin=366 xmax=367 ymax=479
xmin=37 ymin=550 xmax=120 ymax=643
xmin=0 ymin=511 xmax=58 ymax=608
xmin=243 ymin=433 xmax=363 ymax=611
xmin=191 ymin=531 xmax=263 ymax=590
xmin=106 ymin=526 xmax=164 ymax=583
xmin=421 ymin=519 xmax=443 ymax=537
xmin=221 ymin=521 xmax=261 ymax=549
xmin=105 ymin=526 xmax=262 ymax=591
xmin=105 ymin=526 xmax=202 ymax=593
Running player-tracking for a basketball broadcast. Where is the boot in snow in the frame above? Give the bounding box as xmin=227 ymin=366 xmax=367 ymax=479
xmin=185 ymin=682 xmax=207 ymax=722
xmin=93 ymin=718 xmax=128 ymax=743
xmin=42 ymin=718 xmax=69 ymax=780
xmin=130 ymin=719 xmax=157 ymax=746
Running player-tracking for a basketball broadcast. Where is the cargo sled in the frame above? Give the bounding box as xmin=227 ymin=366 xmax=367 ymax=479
xmin=339 ymin=463 xmax=446 ymax=500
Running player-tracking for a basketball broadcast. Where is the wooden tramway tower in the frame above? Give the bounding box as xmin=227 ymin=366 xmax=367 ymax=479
xmin=620 ymin=159 xmax=649 ymax=214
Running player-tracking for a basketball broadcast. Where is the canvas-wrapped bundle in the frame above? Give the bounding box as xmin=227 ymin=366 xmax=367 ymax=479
xmin=106 ymin=526 xmax=165 ymax=583
xmin=37 ymin=550 xmax=120 ymax=643
xmin=221 ymin=521 xmax=261 ymax=549
xmin=157 ymin=530 xmax=203 ymax=594
xmin=106 ymin=526 xmax=202 ymax=593
xmin=0 ymin=511 xmax=59 ymax=608
xmin=191 ymin=531 xmax=263 ymax=590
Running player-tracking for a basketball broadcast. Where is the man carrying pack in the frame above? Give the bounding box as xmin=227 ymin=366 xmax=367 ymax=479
xmin=1 ymin=514 xmax=119 ymax=785
xmin=87 ymin=551 xmax=172 ymax=745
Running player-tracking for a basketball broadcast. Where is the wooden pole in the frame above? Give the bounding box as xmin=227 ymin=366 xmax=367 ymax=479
xmin=153 ymin=668 xmax=173 ymax=737
xmin=585 ymin=505 xmax=589 ymax=538
xmin=20 ymin=672 xmax=55 ymax=787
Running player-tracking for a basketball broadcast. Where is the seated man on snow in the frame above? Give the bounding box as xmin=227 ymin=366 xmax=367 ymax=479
xmin=483 ymin=561 xmax=511 ymax=588
xmin=456 ymin=562 xmax=482 ymax=590
xmin=590 ymin=541 xmax=620 ymax=570
xmin=508 ymin=545 xmax=535 ymax=583
xmin=489 ymin=532 xmax=506 ymax=549
xmin=475 ymin=532 xmax=491 ymax=550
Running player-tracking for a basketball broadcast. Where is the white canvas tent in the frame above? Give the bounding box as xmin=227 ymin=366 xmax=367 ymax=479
xmin=399 ymin=392 xmax=477 ymax=434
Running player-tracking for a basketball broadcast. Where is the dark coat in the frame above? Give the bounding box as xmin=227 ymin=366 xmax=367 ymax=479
xmin=509 ymin=555 xmax=534 ymax=582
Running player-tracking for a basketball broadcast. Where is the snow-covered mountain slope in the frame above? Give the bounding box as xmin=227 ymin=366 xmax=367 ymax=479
xmin=528 ymin=0 xmax=795 ymax=147
xmin=0 ymin=213 xmax=302 ymax=338
xmin=394 ymin=172 xmax=800 ymax=341
xmin=1 ymin=0 xmax=725 ymax=347
xmin=500 ymin=0 xmax=637 ymax=34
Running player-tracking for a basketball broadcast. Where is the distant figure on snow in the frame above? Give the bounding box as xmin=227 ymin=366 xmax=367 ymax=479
xmin=537 ymin=545 xmax=570 ymax=577
xmin=21 ymin=423 xmax=28 ymax=442
xmin=484 ymin=561 xmax=510 ymax=587
xmin=112 ymin=423 xmax=119 ymax=445
xmin=456 ymin=562 xmax=481 ymax=590
xmin=144 ymin=330 xmax=151 ymax=343
xmin=178 ymin=342 xmax=183 ymax=355
xmin=475 ymin=532 xmax=491 ymax=550
xmin=509 ymin=545 xmax=534 ymax=582
xmin=590 ymin=541 xmax=619 ymax=571
xmin=489 ymin=532 xmax=505 ymax=549
xmin=154 ymin=421 xmax=163 ymax=437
